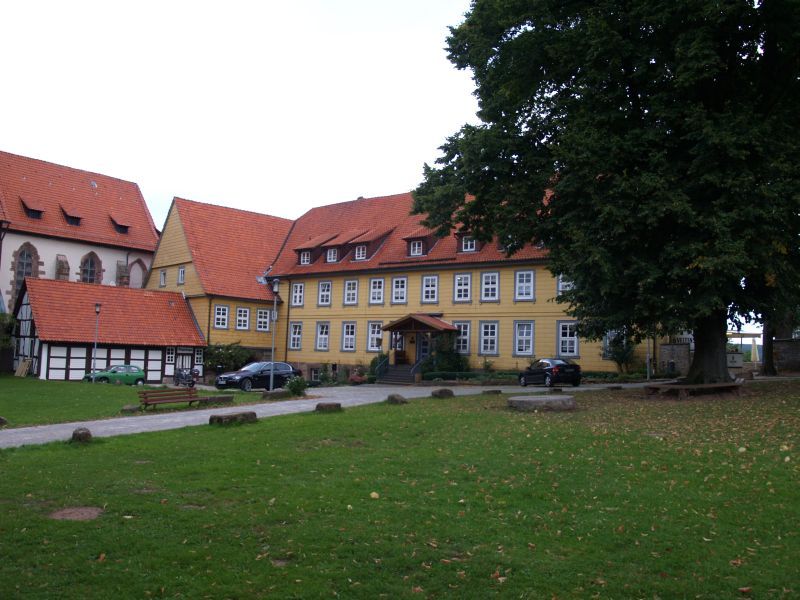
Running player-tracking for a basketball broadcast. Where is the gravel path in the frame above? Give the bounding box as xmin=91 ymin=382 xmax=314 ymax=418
xmin=0 ymin=383 xmax=641 ymax=449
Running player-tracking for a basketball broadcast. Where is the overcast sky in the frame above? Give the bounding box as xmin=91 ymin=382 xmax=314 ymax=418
xmin=1 ymin=0 xmax=478 ymax=228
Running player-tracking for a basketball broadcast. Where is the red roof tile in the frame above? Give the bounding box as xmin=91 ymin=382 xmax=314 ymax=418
xmin=23 ymin=278 xmax=205 ymax=346
xmin=383 ymin=313 xmax=458 ymax=332
xmin=174 ymin=198 xmax=294 ymax=302
xmin=273 ymin=193 xmax=548 ymax=276
xmin=0 ymin=150 xmax=159 ymax=251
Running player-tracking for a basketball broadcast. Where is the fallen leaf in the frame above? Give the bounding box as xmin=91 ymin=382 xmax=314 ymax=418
xmin=97 ymin=553 xmax=106 ymax=562
xmin=370 ymin=492 xmax=380 ymax=499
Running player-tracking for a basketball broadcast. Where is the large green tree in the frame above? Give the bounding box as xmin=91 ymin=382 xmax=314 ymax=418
xmin=414 ymin=0 xmax=800 ymax=383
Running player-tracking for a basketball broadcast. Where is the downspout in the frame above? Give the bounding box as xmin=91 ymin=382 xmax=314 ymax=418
xmin=282 ymin=278 xmax=291 ymax=361
xmin=207 ymin=296 xmax=213 ymax=345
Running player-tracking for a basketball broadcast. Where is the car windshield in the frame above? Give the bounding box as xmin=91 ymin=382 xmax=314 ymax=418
xmin=241 ymin=362 xmax=265 ymax=372
xmin=550 ymin=359 xmax=573 ymax=366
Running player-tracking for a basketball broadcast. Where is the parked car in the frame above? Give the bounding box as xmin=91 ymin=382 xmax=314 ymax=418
xmin=83 ymin=364 xmax=146 ymax=385
xmin=215 ymin=361 xmax=302 ymax=391
xmin=518 ymin=358 xmax=581 ymax=387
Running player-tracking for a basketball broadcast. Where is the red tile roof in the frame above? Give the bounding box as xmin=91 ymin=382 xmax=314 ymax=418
xmin=383 ymin=313 xmax=458 ymax=332
xmin=173 ymin=198 xmax=294 ymax=302
xmin=272 ymin=193 xmax=548 ymax=276
xmin=0 ymin=150 xmax=159 ymax=251
xmin=23 ymin=278 xmax=205 ymax=346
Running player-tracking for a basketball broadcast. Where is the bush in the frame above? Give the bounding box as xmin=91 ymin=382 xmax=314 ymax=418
xmin=285 ymin=376 xmax=308 ymax=396
xmin=204 ymin=343 xmax=257 ymax=373
xmin=368 ymin=353 xmax=389 ymax=376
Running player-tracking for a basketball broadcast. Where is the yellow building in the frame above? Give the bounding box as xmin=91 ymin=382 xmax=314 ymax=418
xmin=269 ymin=193 xmax=625 ymax=382
xmin=145 ymin=198 xmax=293 ymax=365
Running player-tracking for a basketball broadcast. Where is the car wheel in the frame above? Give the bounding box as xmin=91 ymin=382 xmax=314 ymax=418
xmin=240 ymin=378 xmax=252 ymax=392
xmin=572 ymin=378 xmax=581 ymax=387
xmin=97 ymin=377 xmax=109 ymax=384
xmin=135 ymin=379 xmax=145 ymax=386
xmin=544 ymin=374 xmax=553 ymax=387
xmin=519 ymin=374 xmax=528 ymax=387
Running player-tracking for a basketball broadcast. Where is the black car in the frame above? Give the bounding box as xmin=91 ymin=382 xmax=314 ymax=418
xmin=215 ymin=361 xmax=301 ymax=391
xmin=519 ymin=358 xmax=581 ymax=387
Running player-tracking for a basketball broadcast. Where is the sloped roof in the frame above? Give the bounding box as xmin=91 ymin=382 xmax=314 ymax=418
xmin=0 ymin=150 xmax=158 ymax=251
xmin=272 ymin=193 xmax=548 ymax=275
xmin=173 ymin=197 xmax=294 ymax=302
xmin=23 ymin=278 xmax=205 ymax=346
xmin=383 ymin=313 xmax=458 ymax=332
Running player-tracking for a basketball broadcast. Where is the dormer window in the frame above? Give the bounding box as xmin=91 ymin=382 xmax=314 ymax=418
xmin=299 ymin=251 xmax=311 ymax=265
xmin=354 ymin=245 xmax=367 ymax=260
xmin=326 ymin=248 xmax=338 ymax=263
xmin=111 ymin=215 xmax=130 ymax=234
xmin=20 ymin=198 xmax=43 ymax=219
xmin=461 ymin=236 xmax=477 ymax=252
xmin=61 ymin=206 xmax=82 ymax=227
xmin=409 ymin=240 xmax=423 ymax=256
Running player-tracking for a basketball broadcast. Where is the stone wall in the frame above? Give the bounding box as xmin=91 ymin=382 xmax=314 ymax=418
xmin=774 ymin=339 xmax=800 ymax=372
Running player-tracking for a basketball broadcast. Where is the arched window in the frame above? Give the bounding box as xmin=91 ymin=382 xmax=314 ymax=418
xmin=14 ymin=249 xmax=33 ymax=293
xmin=80 ymin=252 xmax=102 ymax=284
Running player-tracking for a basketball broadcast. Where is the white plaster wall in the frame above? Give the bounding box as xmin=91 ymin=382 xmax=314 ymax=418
xmin=1 ymin=231 xmax=153 ymax=309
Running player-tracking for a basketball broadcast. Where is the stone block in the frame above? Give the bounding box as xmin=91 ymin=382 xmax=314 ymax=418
xmin=315 ymin=402 xmax=343 ymax=413
xmin=431 ymin=388 xmax=454 ymax=398
xmin=507 ymin=395 xmax=577 ymax=412
xmin=482 ymin=389 xmax=503 ymax=395
xmin=386 ymin=394 xmax=408 ymax=405
xmin=0 ymin=416 xmax=8 ymax=427
xmin=120 ymin=404 xmax=141 ymax=414
xmin=209 ymin=412 xmax=257 ymax=425
xmin=71 ymin=427 xmax=93 ymax=443
xmin=262 ymin=389 xmax=293 ymax=400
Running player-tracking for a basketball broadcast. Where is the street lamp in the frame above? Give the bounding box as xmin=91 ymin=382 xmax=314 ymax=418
xmin=92 ymin=302 xmax=101 ymax=382
xmin=256 ymin=269 xmax=280 ymax=391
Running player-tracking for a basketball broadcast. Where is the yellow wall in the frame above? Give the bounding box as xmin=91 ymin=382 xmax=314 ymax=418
xmin=202 ymin=297 xmax=288 ymax=355
xmin=146 ymin=207 xmax=205 ymax=297
xmin=280 ymin=264 xmax=622 ymax=373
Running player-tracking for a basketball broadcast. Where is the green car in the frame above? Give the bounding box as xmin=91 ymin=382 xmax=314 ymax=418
xmin=83 ymin=364 xmax=146 ymax=385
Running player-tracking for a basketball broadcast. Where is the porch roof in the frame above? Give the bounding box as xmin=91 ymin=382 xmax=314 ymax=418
xmin=382 ymin=313 xmax=458 ymax=333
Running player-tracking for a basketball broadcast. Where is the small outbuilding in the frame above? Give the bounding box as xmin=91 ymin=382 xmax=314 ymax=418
xmin=13 ymin=278 xmax=206 ymax=383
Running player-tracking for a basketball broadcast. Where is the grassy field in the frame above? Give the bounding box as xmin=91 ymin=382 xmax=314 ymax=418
xmin=0 ymin=375 xmax=251 ymax=427
xmin=0 ymin=381 xmax=798 ymax=598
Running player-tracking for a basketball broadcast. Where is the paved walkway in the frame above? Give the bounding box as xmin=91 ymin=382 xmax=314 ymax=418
xmin=0 ymin=383 xmax=642 ymax=449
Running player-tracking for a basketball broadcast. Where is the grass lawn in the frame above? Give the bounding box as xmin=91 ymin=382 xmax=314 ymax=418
xmin=0 ymin=381 xmax=798 ymax=598
xmin=0 ymin=375 xmax=253 ymax=427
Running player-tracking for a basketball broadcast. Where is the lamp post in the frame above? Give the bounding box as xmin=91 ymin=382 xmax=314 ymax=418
xmin=256 ymin=269 xmax=280 ymax=391
xmin=269 ymin=277 xmax=280 ymax=391
xmin=92 ymin=302 xmax=101 ymax=382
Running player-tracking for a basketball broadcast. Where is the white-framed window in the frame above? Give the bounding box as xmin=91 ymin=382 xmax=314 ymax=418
xmin=409 ymin=240 xmax=423 ymax=256
xmin=392 ymin=276 xmax=408 ymax=303
xmin=515 ymin=270 xmax=535 ymax=301
xmin=354 ymin=245 xmax=367 ymax=260
xmin=367 ymin=321 xmax=383 ymax=352
xmin=291 ymin=282 xmax=304 ymax=306
xmin=558 ymin=321 xmax=579 ymax=356
xmin=289 ymin=322 xmax=303 ymax=350
xmin=342 ymin=322 xmax=356 ymax=351
xmin=159 ymin=269 xmax=166 ymax=287
xmin=315 ymin=322 xmax=330 ymax=351
xmin=422 ymin=275 xmax=438 ymax=303
xmin=165 ymin=347 xmax=176 ymax=364
xmin=326 ymin=248 xmax=338 ymax=263
xmin=309 ymin=368 xmax=321 ymax=382
xmin=214 ymin=305 xmax=229 ymax=329
xmin=236 ymin=307 xmax=250 ymax=330
xmin=256 ymin=308 xmax=270 ymax=332
xmin=299 ymin=251 xmax=311 ymax=265
xmin=454 ymin=273 xmax=471 ymax=302
xmin=602 ymin=330 xmax=620 ymax=360
xmin=370 ymin=278 xmax=384 ymax=304
xmin=177 ymin=265 xmax=185 ymax=285
xmin=194 ymin=348 xmax=203 ymax=365
xmin=454 ymin=321 xmax=470 ymax=354
xmin=558 ymin=275 xmax=574 ymax=295
xmin=514 ymin=321 xmax=535 ymax=356
xmin=481 ymin=272 xmax=500 ymax=302
xmin=479 ymin=321 xmax=499 ymax=355
xmin=461 ymin=236 xmax=476 ymax=252
xmin=318 ymin=281 xmax=332 ymax=306
xmin=343 ymin=280 xmax=358 ymax=305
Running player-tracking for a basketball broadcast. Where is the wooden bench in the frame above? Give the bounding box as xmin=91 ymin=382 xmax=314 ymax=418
xmin=644 ymin=381 xmax=743 ymax=401
xmin=137 ymin=388 xmax=199 ymax=409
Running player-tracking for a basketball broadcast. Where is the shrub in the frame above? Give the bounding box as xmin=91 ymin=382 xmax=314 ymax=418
xmin=204 ymin=343 xmax=257 ymax=373
xmin=285 ymin=376 xmax=308 ymax=396
xmin=368 ymin=353 xmax=389 ymax=376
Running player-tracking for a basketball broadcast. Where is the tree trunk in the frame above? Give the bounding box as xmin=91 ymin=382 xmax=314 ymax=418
xmin=761 ymin=319 xmax=778 ymax=376
xmin=685 ymin=310 xmax=732 ymax=384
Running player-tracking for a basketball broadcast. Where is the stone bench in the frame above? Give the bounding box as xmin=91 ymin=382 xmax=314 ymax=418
xmin=644 ymin=381 xmax=743 ymax=401
xmin=209 ymin=412 xmax=257 ymax=425
xmin=508 ymin=395 xmax=577 ymax=412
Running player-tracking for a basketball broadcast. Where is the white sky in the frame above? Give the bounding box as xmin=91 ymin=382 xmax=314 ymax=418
xmin=1 ymin=0 xmax=478 ymax=228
